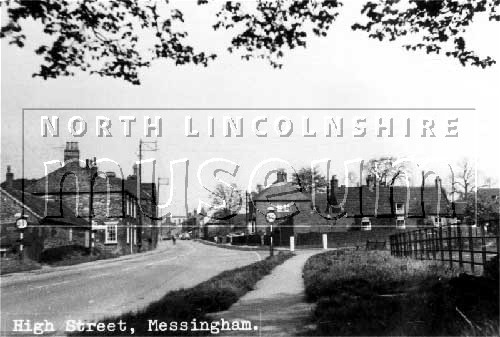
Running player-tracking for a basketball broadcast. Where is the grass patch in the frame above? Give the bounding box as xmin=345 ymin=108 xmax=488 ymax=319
xmin=303 ymin=249 xmax=499 ymax=336
xmin=0 ymin=257 xmax=41 ymax=275
xmin=73 ymin=251 xmax=293 ymax=336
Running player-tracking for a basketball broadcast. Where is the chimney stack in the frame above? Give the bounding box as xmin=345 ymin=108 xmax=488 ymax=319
xmin=328 ymin=175 xmax=339 ymax=207
xmin=331 ymin=175 xmax=338 ymax=190
xmin=6 ymin=165 xmax=13 ymax=189
xmin=64 ymin=142 xmax=80 ymax=165
xmin=435 ymin=176 xmax=442 ymax=190
xmin=366 ymin=174 xmax=372 ymax=187
xmin=276 ymin=169 xmax=287 ymax=183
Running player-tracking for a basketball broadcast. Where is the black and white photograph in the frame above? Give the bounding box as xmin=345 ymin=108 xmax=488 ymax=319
xmin=1 ymin=1 xmax=499 ymax=336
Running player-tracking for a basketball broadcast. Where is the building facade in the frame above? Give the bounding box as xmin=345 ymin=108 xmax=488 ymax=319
xmin=25 ymin=142 xmax=159 ymax=255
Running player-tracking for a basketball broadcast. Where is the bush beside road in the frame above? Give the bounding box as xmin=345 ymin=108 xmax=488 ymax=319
xmin=303 ymin=250 xmax=499 ymax=336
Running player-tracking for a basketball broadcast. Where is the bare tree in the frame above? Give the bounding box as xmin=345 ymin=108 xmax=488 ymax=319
xmin=363 ymin=157 xmax=408 ymax=186
xmin=451 ymin=158 xmax=475 ymax=200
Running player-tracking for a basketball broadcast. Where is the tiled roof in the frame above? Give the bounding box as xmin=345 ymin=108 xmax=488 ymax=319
xmin=332 ymin=185 xmax=450 ymax=217
xmin=205 ymin=212 xmax=247 ymax=225
xmin=1 ymin=187 xmax=89 ymax=228
xmin=26 ymin=166 xmax=154 ymax=200
xmin=253 ymin=182 xmax=311 ymax=202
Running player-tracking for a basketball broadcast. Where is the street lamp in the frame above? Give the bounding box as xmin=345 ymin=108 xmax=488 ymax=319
xmin=15 ymin=213 xmax=28 ymax=260
xmin=266 ymin=206 xmax=276 ymax=257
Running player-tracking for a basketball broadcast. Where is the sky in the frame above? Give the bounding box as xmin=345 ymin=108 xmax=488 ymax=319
xmin=1 ymin=0 xmax=500 ymax=217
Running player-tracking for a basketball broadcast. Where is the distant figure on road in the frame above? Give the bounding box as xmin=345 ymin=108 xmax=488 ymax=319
xmin=172 ymin=235 xmax=176 ymax=245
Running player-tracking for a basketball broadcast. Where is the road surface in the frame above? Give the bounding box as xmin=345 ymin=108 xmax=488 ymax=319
xmin=1 ymin=241 xmax=265 ymax=335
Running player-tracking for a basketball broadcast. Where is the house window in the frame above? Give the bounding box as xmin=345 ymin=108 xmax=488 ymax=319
xmin=396 ymin=216 xmax=406 ymax=229
xmin=105 ymin=222 xmax=118 ymax=244
xmin=395 ymin=203 xmax=404 ymax=214
xmin=361 ymin=217 xmax=372 ymax=231
xmin=433 ymin=217 xmax=443 ymax=227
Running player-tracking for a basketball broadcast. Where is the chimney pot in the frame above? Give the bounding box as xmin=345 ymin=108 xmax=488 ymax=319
xmin=435 ymin=176 xmax=442 ymax=189
xmin=64 ymin=141 xmax=80 ymax=165
xmin=276 ymin=169 xmax=286 ymax=183
xmin=6 ymin=165 xmax=14 ymax=188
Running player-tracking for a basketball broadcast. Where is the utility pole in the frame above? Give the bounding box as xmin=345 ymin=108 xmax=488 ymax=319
xmin=137 ymin=139 xmax=158 ymax=251
xmin=157 ymin=177 xmax=169 ymax=239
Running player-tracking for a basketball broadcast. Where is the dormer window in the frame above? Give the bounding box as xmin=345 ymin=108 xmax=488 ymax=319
xmin=434 ymin=217 xmax=443 ymax=227
xmin=395 ymin=203 xmax=404 ymax=214
xmin=361 ymin=217 xmax=372 ymax=231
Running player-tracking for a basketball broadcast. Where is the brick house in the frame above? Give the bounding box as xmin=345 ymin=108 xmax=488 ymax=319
xmin=252 ymin=171 xmax=453 ymax=244
xmin=1 ymin=184 xmax=89 ymax=260
xmin=253 ymin=171 xmax=336 ymax=245
xmin=327 ymin=175 xmax=452 ymax=230
xmin=25 ymin=142 xmax=159 ymax=255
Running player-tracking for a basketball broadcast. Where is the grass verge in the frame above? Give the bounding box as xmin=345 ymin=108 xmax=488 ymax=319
xmin=73 ymin=251 xmax=293 ymax=336
xmin=303 ymin=249 xmax=499 ymax=336
xmin=0 ymin=257 xmax=41 ymax=275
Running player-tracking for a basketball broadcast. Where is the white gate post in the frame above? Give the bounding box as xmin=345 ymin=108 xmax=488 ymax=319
xmin=290 ymin=236 xmax=295 ymax=252
xmin=322 ymin=233 xmax=327 ymax=249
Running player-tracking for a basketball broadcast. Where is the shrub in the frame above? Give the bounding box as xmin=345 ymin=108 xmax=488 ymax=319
xmin=303 ymin=250 xmax=499 ymax=336
xmin=40 ymin=245 xmax=90 ymax=264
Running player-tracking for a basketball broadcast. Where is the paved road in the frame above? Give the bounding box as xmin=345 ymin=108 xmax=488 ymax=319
xmin=1 ymin=241 xmax=265 ymax=335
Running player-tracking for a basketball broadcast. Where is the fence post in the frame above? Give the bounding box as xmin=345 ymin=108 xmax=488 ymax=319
xmin=468 ymin=225 xmax=475 ymax=274
xmin=423 ymin=228 xmax=428 ymax=260
xmin=457 ymin=225 xmax=463 ymax=271
xmin=480 ymin=223 xmax=487 ymax=269
xmin=438 ymin=225 xmax=444 ymax=262
xmin=447 ymin=224 xmax=453 ymax=269
xmin=421 ymin=229 xmax=426 ymax=260
xmin=411 ymin=231 xmax=416 ymax=258
xmin=407 ymin=232 xmax=412 ymax=257
xmin=431 ymin=228 xmax=436 ymax=260
xmin=398 ymin=233 xmax=403 ymax=257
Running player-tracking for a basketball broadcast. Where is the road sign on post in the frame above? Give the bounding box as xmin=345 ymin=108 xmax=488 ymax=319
xmin=266 ymin=207 xmax=276 ymax=257
xmin=15 ymin=214 xmax=28 ymax=260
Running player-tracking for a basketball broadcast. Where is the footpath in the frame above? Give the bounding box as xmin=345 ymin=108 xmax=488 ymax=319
xmin=210 ymin=250 xmax=320 ymax=337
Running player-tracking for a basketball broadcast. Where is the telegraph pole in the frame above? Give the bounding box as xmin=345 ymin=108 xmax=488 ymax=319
xmin=137 ymin=139 xmax=158 ymax=251
xmin=157 ymin=177 xmax=169 ymax=239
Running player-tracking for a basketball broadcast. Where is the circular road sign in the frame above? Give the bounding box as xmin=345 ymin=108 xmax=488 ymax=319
xmin=16 ymin=217 xmax=28 ymax=229
xmin=266 ymin=211 xmax=277 ymax=223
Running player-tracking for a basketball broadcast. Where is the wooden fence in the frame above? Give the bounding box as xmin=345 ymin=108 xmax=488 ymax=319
xmin=390 ymin=225 xmax=499 ymax=274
